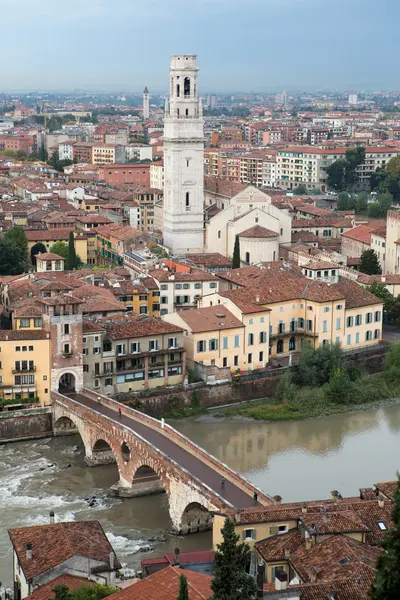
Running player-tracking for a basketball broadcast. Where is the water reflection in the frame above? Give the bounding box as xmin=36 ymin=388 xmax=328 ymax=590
xmin=174 ymin=404 xmax=400 ymax=502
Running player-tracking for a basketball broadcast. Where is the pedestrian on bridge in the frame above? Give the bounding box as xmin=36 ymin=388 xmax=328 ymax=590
xmin=221 ymin=476 xmax=226 ymax=488
xmin=253 ymin=490 xmax=258 ymax=504
xmin=118 ymin=407 xmax=122 ymax=419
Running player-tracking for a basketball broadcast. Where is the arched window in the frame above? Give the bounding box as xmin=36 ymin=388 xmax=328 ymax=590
xmin=176 ymin=83 xmax=180 ymax=97
xmin=245 ymin=252 xmax=250 ymax=264
xmin=289 ymin=336 xmax=296 ymax=351
xmin=184 ymin=77 xmax=190 ymax=96
xmin=185 ymin=108 xmax=189 ymax=116
xmin=185 ymin=192 xmax=190 ymax=207
xmin=277 ymin=339 xmax=284 ymax=354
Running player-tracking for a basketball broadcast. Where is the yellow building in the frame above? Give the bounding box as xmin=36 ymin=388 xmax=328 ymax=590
xmin=214 ymin=263 xmax=384 ymax=357
xmin=26 ymin=229 xmax=88 ymax=264
xmin=92 ymin=144 xmax=125 ymax=165
xmin=0 ymin=330 xmax=51 ymax=405
xmin=163 ymin=304 xmax=270 ymax=373
xmin=96 ymin=224 xmax=150 ymax=266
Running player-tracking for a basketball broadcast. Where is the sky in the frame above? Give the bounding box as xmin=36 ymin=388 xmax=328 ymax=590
xmin=1 ymin=0 xmax=399 ymax=93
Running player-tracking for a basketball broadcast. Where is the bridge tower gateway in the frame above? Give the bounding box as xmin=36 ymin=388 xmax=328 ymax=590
xmin=41 ymin=294 xmax=84 ymax=393
xmin=162 ymin=54 xmax=205 ymax=253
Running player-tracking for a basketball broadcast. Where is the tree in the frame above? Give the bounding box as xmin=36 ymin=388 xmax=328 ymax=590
xmin=360 ymin=249 xmax=382 ymax=275
xmin=50 ymin=241 xmax=69 ymax=259
xmin=30 ymin=242 xmax=47 ymax=265
xmin=369 ymin=283 xmax=394 ymax=313
xmin=293 ymin=184 xmax=307 ymax=195
xmin=370 ymin=476 xmax=400 ymax=600
xmin=39 ymin=144 xmax=48 ymax=162
xmin=177 ymin=575 xmax=189 ymax=600
xmin=0 ymin=239 xmax=27 ymax=275
xmin=274 ymin=371 xmax=296 ymax=404
xmin=52 ymin=583 xmax=116 ymax=600
xmin=337 ymin=192 xmax=352 ymax=211
xmin=386 ymin=155 xmax=400 ymax=177
xmin=296 ymin=342 xmax=344 ymax=388
xmin=377 ymin=192 xmax=393 ymax=215
xmin=4 ymin=227 xmax=28 ymax=269
xmin=232 ymin=235 xmax=241 ymax=269
xmin=66 ymin=232 xmax=78 ymax=270
xmin=211 ymin=517 xmax=257 ymax=600
xmin=344 ymin=146 xmax=365 ymax=187
xmin=326 ymin=159 xmax=347 ymax=191
xmin=368 ymin=202 xmax=383 ymax=218
xmin=355 ymin=191 xmax=369 ymax=213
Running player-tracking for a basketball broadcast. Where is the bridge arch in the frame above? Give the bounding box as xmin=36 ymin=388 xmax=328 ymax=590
xmin=53 ymin=367 xmax=83 ymax=393
xmin=128 ymin=462 xmax=167 ymax=498
xmin=53 ymin=413 xmax=91 ymax=457
xmin=180 ymin=501 xmax=213 ymax=534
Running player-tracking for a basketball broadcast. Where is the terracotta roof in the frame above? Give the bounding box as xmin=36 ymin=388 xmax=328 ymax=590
xmin=102 ymin=315 xmax=184 ymax=340
xmin=291 ymin=231 xmax=319 ymax=244
xmin=290 ymin=534 xmax=382 ymax=585
xmin=375 ymin=481 xmax=397 ymax=501
xmin=107 ymin=566 xmax=212 ymax=600
xmin=299 ymin=511 xmax=369 ymax=535
xmin=185 ymin=253 xmax=232 ymax=268
xmin=303 ymin=261 xmax=339 ymax=270
xmin=341 ymin=224 xmax=375 ymax=244
xmin=8 ymin=521 xmax=120 ymax=582
xmin=149 ymin=268 xmax=217 ymax=283
xmin=175 ymin=305 xmax=245 ymax=333
xmin=204 ymin=177 xmax=248 ymax=198
xmin=83 ymin=320 xmax=105 ymax=334
xmin=36 ymin=252 xmax=66 ymax=261
xmin=239 ymin=225 xmax=278 ymax=238
xmin=256 ymin=529 xmax=303 ymax=562
xmin=292 ymin=218 xmax=351 ymax=229
xmin=25 ymin=229 xmax=75 ymax=241
xmin=26 ymin=576 xmax=95 ymax=600
xmin=0 ymin=330 xmax=49 ymax=341
xmin=334 ymin=279 xmax=381 ymax=309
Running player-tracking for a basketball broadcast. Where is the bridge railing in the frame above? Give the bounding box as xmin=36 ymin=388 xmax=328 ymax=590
xmin=52 ymin=391 xmax=237 ymax=512
xmin=81 ymin=388 xmax=274 ymax=506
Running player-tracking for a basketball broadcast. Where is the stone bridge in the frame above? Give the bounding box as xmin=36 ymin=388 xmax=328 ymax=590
xmin=52 ymin=388 xmax=274 ymax=533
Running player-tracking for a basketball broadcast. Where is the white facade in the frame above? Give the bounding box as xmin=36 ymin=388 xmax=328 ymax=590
xmin=59 ymin=142 xmax=74 ymax=161
xmin=163 ymin=55 xmax=205 ymax=253
xmin=262 ymin=159 xmax=277 ymax=187
xmin=152 ymin=273 xmax=219 ymax=315
xmin=150 ymin=162 xmax=164 ymax=190
xmin=205 ymin=186 xmax=292 ymax=257
xmin=143 ymin=86 xmax=150 ymax=120
xmin=125 ymin=144 xmax=152 ymax=162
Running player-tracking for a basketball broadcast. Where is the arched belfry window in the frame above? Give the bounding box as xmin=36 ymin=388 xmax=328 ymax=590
xmin=184 ymin=77 xmax=190 ymax=97
xmin=186 ymin=192 xmax=190 ymax=207
xmin=176 ymin=84 xmax=180 ymax=98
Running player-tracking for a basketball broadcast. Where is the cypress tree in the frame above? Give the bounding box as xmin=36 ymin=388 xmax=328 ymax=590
xmin=370 ymin=477 xmax=400 ymax=600
xmin=360 ymin=249 xmax=381 ymax=275
xmin=66 ymin=231 xmax=77 ymax=270
xmin=176 ymin=575 xmax=189 ymax=600
xmin=232 ymin=235 xmax=241 ymax=269
xmin=211 ymin=517 xmax=257 ymax=600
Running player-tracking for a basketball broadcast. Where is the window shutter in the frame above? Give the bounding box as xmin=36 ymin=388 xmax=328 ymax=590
xmin=215 ymin=338 xmax=219 ymax=350
xmin=197 ymin=341 xmax=201 ymax=353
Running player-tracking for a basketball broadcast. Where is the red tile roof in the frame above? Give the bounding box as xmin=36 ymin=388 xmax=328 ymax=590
xmin=107 ymin=566 xmax=212 ymax=600
xmin=175 ymin=305 xmax=245 ymax=333
xmin=26 ymin=576 xmax=95 ymax=600
xmin=8 ymin=521 xmax=120 ymax=582
xmin=341 ymin=224 xmax=375 ymax=244
xmin=239 ymin=225 xmax=278 ymax=238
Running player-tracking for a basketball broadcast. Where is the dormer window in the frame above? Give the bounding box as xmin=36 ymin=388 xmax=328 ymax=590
xmin=378 ymin=521 xmax=387 ymax=530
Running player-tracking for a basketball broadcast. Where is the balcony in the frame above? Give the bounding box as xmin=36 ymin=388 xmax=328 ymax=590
xmin=12 ymin=366 xmax=36 ymax=374
xmin=270 ymin=325 xmax=317 ymax=339
xmin=63 ymin=352 xmax=73 ymax=358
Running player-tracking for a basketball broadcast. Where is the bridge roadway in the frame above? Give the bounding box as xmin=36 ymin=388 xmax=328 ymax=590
xmin=68 ymin=392 xmax=260 ymax=509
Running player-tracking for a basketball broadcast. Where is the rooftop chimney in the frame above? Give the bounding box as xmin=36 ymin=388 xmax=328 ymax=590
xmin=26 ymin=543 xmax=32 ymax=561
xmin=49 ymin=511 xmax=55 ymax=524
xmin=174 ymin=547 xmax=180 ymax=566
xmin=255 ymin=295 xmax=260 ymax=303
xmin=109 ymin=551 xmax=115 ymax=570
xmin=273 ymin=495 xmax=282 ymax=504
xmin=302 ymin=504 xmax=307 ymax=514
xmin=378 ymin=497 xmax=385 ymax=508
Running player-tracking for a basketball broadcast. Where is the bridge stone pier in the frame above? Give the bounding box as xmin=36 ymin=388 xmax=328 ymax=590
xmin=52 ymin=389 xmax=273 ymax=533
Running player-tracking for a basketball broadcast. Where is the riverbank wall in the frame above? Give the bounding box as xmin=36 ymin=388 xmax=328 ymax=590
xmin=0 ymin=407 xmax=53 ymax=443
xmin=119 ymin=349 xmax=388 ymax=416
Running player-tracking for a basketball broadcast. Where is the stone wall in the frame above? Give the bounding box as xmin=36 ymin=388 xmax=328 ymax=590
xmin=0 ymin=407 xmax=53 ymax=443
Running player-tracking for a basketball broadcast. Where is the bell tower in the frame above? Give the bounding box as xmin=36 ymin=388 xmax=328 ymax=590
xmin=163 ymin=54 xmax=204 ymax=253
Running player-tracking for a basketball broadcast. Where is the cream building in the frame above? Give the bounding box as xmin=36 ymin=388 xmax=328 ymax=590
xmin=163 ymin=303 xmax=270 ymax=372
xmin=214 ymin=262 xmax=383 ymax=356
xmin=205 ymin=186 xmax=291 ymax=258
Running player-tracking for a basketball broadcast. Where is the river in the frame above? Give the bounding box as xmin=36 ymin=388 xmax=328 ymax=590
xmin=1 ymin=403 xmax=400 ymax=588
